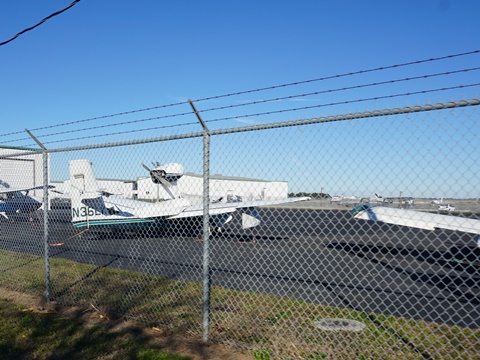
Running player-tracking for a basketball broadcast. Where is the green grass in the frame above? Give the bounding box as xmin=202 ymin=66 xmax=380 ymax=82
xmin=0 ymin=249 xmax=479 ymax=359
xmin=0 ymin=298 xmax=190 ymax=360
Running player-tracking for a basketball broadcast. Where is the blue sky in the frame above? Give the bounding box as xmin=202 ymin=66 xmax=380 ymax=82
xmin=1 ymin=1 xmax=479 ymax=197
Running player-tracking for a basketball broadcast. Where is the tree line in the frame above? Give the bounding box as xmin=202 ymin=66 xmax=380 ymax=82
xmin=288 ymin=192 xmax=331 ymax=199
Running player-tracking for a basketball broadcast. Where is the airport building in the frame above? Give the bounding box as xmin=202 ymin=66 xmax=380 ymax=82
xmin=135 ymin=172 xmax=288 ymax=202
xmin=55 ymin=171 xmax=288 ymax=202
xmin=0 ymin=146 xmax=47 ymax=196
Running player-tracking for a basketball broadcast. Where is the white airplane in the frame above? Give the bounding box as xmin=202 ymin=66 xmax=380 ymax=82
xmin=330 ymin=195 xmax=344 ymax=203
xmin=330 ymin=195 xmax=359 ymax=204
xmin=438 ymin=204 xmax=455 ymax=212
xmin=432 ymin=197 xmax=445 ymax=205
xmin=69 ymin=160 xmax=310 ymax=233
xmin=369 ymin=193 xmax=386 ymax=204
xmin=351 ymin=204 xmax=480 ymax=248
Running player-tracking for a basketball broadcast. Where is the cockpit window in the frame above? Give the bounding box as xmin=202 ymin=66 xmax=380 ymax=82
xmin=13 ymin=191 xmax=25 ymax=199
xmin=1 ymin=191 xmax=25 ymax=200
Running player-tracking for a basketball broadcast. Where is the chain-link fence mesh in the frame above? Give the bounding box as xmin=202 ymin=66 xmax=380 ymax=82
xmin=0 ymin=100 xmax=479 ymax=359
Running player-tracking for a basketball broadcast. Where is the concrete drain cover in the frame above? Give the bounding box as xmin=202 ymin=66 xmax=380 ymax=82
xmin=314 ymin=318 xmax=366 ymax=332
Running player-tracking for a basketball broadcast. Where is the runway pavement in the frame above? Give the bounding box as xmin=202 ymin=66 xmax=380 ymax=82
xmin=0 ymin=207 xmax=478 ymax=329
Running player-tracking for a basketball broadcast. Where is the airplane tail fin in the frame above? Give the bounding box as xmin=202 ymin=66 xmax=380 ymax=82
xmin=69 ymin=160 xmax=103 ymax=226
xmin=69 ymin=159 xmax=100 ymax=197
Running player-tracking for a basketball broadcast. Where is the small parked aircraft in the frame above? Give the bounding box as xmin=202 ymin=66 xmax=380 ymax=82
xmin=369 ymin=193 xmax=386 ymax=204
xmin=431 ymin=197 xmax=445 ymax=206
xmin=69 ymin=160 xmax=310 ymax=233
xmin=0 ymin=185 xmax=53 ymax=219
xmin=330 ymin=195 xmax=360 ymax=205
xmin=330 ymin=195 xmax=344 ymax=203
xmin=351 ymin=204 xmax=480 ymax=248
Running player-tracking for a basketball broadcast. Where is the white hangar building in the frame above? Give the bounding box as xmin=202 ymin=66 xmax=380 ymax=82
xmin=0 ymin=146 xmax=47 ymax=196
xmin=56 ymin=162 xmax=289 ymax=203
xmin=135 ymin=171 xmax=289 ymax=203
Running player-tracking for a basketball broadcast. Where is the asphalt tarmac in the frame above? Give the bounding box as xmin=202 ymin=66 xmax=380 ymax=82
xmin=1 ymin=208 xmax=478 ymax=329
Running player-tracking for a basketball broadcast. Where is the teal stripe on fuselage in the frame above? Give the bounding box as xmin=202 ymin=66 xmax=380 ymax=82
xmin=72 ymin=218 xmax=157 ymax=228
xmin=72 ymin=215 xmax=214 ymax=234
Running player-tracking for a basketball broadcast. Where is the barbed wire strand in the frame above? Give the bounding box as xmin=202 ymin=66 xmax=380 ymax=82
xmin=2 ymin=49 xmax=479 ymax=138
xmin=16 ymin=82 xmax=480 ymax=148
xmin=2 ymin=66 xmax=478 ymax=145
xmin=203 ymin=82 xmax=480 ymax=124
xmin=196 ymin=66 xmax=480 ymax=115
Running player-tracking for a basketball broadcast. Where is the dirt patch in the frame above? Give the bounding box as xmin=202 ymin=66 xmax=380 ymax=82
xmin=0 ymin=287 xmax=252 ymax=360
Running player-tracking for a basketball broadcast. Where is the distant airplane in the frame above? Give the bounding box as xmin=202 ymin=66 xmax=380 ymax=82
xmin=432 ymin=197 xmax=445 ymax=205
xmin=330 ymin=195 xmax=343 ymax=203
xmin=401 ymin=198 xmax=414 ymax=205
xmin=369 ymin=193 xmax=386 ymax=204
xmin=69 ymin=160 xmax=310 ymax=233
xmin=330 ymin=195 xmax=359 ymax=204
xmin=351 ymin=204 xmax=480 ymax=248
xmin=0 ymin=185 xmax=54 ymax=219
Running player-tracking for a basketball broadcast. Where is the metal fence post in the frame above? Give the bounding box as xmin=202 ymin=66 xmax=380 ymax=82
xmin=25 ymin=129 xmax=51 ymax=301
xmin=188 ymin=100 xmax=212 ymax=342
xmin=42 ymin=149 xmax=51 ymax=301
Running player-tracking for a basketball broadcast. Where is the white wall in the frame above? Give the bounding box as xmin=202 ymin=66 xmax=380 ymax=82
xmin=0 ymin=147 xmax=46 ymax=197
xmin=136 ymin=174 xmax=288 ymax=202
xmin=96 ymin=179 xmax=136 ymax=198
xmin=56 ymin=173 xmax=288 ymax=203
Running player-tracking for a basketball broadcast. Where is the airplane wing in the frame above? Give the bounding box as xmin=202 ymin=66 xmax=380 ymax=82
xmin=169 ymin=197 xmax=311 ymax=229
xmin=351 ymin=204 xmax=480 ymax=247
xmin=211 ymin=197 xmax=311 ymax=210
xmin=73 ymin=191 xmax=309 ymax=230
xmin=170 ymin=196 xmax=311 ymax=215
xmin=0 ymin=185 xmax=55 ymax=194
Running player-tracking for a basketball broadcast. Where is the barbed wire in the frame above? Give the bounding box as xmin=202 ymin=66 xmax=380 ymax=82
xmin=16 ymin=82 xmax=480 ymax=148
xmin=0 ymin=99 xmax=191 ymax=138
xmin=203 ymin=82 xmax=480 ymax=124
xmin=195 ymin=66 xmax=480 ymax=115
xmin=1 ymin=49 xmax=479 ymax=138
xmin=0 ymin=113 xmax=197 ymax=145
xmin=2 ymin=66 xmax=478 ymax=145
xmin=18 ymin=121 xmax=199 ymax=148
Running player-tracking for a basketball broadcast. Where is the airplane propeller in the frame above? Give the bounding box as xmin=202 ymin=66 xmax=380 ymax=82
xmin=141 ymin=163 xmax=171 ymax=188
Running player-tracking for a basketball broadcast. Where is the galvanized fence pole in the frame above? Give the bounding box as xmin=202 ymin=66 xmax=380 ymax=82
xmin=189 ymin=100 xmax=212 ymax=341
xmin=25 ymin=129 xmax=51 ymax=301
xmin=42 ymin=149 xmax=51 ymax=301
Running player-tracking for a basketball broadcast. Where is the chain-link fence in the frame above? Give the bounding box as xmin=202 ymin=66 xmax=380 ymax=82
xmin=0 ymin=99 xmax=479 ymax=359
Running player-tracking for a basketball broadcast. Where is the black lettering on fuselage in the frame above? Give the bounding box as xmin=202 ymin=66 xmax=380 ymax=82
xmin=72 ymin=206 xmax=102 ymax=218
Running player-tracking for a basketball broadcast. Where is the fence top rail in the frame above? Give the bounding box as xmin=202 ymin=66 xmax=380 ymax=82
xmin=1 ymin=98 xmax=478 ymax=158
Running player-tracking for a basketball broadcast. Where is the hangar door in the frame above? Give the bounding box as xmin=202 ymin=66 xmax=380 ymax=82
xmin=0 ymin=158 xmax=36 ymax=190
